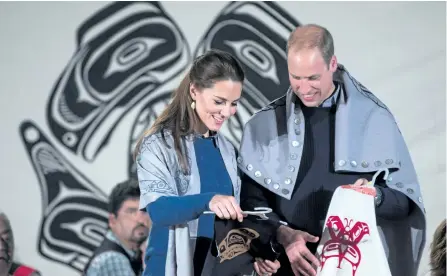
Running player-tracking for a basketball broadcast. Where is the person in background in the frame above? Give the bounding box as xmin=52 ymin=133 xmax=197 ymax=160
xmin=430 ymin=219 xmax=446 ymax=276
xmin=0 ymin=211 xmax=40 ymax=276
xmin=134 ymin=49 xmax=279 ymax=276
xmin=84 ymin=179 xmax=151 ymax=276
xmin=0 ymin=211 xmax=13 ymax=276
xmin=8 ymin=262 xmax=40 ymax=276
xmin=238 ymin=23 xmax=425 ymax=276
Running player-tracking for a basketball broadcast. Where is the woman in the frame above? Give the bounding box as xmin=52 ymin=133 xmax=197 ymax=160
xmin=134 ymin=50 xmax=278 ymax=276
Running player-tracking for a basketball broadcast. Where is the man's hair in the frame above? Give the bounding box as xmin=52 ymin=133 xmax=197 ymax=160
xmin=286 ymin=24 xmax=334 ymax=66
xmin=430 ymin=219 xmax=446 ymax=276
xmin=0 ymin=209 xmax=13 ymax=257
xmin=0 ymin=210 xmax=7 ymax=222
xmin=108 ymin=179 xmax=140 ymax=216
xmin=0 ymin=210 xmax=11 ymax=232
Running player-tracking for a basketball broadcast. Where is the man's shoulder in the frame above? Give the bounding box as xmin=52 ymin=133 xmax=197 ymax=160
xmin=88 ymin=251 xmax=131 ymax=268
xmin=339 ymin=65 xmax=392 ymax=112
xmin=85 ymin=250 xmax=135 ymax=276
xmin=246 ymin=93 xmax=288 ymax=126
xmin=256 ymin=92 xmax=288 ymax=114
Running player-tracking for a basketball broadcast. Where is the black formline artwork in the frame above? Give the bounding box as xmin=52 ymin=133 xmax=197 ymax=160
xmin=18 ymin=1 xmax=300 ymax=272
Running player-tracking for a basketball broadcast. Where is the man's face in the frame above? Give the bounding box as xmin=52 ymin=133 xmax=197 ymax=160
xmin=0 ymin=215 xmax=13 ymax=275
xmin=287 ymin=47 xmax=337 ymax=107
xmin=109 ymin=199 xmax=150 ymax=247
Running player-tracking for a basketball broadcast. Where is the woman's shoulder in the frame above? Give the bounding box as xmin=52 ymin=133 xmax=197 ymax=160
xmin=138 ymin=129 xmax=177 ymax=154
xmin=136 ymin=130 xmax=185 ymax=173
xmin=142 ymin=129 xmax=175 ymax=145
xmin=215 ymin=132 xmax=238 ymax=158
xmin=216 ymin=132 xmax=235 ymax=147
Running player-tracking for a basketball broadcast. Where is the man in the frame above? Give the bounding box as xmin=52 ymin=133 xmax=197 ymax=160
xmin=238 ymin=24 xmax=426 ymax=276
xmin=0 ymin=211 xmax=41 ymax=276
xmin=84 ymin=179 xmax=151 ymax=276
xmin=0 ymin=211 xmax=13 ymax=276
xmin=429 ymin=219 xmax=445 ymax=276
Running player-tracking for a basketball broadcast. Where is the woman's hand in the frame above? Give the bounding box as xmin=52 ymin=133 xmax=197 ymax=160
xmin=209 ymin=195 xmax=244 ymax=222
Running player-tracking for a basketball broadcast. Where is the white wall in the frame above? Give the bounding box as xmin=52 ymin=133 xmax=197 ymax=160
xmin=0 ymin=1 xmax=445 ymax=275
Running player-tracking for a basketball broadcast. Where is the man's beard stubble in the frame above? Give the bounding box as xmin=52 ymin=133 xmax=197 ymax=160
xmin=130 ymin=224 xmax=149 ymax=246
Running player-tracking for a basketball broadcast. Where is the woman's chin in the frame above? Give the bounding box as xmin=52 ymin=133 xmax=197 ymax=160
xmin=204 ymin=120 xmax=224 ymax=133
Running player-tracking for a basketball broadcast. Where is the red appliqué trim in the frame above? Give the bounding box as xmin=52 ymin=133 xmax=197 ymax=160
xmin=340 ymin=185 xmax=376 ymax=197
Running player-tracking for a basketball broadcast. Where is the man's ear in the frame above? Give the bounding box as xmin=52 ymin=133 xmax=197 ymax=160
xmin=329 ymin=55 xmax=338 ymax=73
xmin=108 ymin=213 xmax=116 ymax=229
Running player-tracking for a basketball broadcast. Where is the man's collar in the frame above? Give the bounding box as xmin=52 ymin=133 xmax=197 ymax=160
xmin=319 ymin=82 xmax=341 ymax=108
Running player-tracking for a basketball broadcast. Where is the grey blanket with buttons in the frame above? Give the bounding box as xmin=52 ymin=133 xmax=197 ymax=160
xmin=238 ymin=64 xmax=426 ymax=276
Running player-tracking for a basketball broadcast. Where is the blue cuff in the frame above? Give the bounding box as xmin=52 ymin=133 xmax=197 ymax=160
xmin=147 ymin=192 xmax=217 ymax=226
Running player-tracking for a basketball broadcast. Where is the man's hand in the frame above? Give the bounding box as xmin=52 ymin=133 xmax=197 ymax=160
xmin=253 ymin=258 xmax=281 ymax=275
xmin=352 ymin=178 xmax=369 ymax=186
xmin=348 ymin=178 xmax=377 ymax=197
xmin=277 ymin=226 xmax=320 ymax=276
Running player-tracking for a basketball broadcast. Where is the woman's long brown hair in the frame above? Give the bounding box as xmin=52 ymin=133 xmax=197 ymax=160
xmin=133 ymin=49 xmax=245 ymax=175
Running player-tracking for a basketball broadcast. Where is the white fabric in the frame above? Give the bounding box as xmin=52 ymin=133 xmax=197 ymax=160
xmin=316 ymin=185 xmax=392 ymax=276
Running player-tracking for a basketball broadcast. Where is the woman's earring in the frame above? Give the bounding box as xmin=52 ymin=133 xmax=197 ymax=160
xmin=191 ymin=101 xmax=196 ymax=110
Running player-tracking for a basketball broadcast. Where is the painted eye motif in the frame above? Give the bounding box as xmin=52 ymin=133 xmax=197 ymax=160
xmin=105 ymin=37 xmax=166 ymax=78
xmin=225 ymin=40 xmax=280 ymax=85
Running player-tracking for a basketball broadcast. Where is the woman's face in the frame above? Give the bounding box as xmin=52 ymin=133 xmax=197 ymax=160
xmin=190 ymin=79 xmax=242 ymax=134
